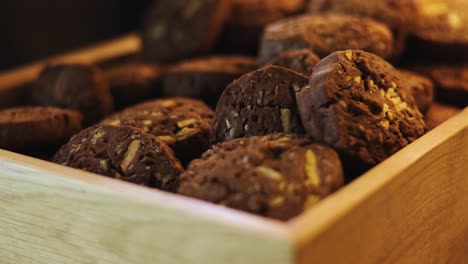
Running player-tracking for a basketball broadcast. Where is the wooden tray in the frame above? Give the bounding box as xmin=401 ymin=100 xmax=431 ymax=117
xmin=0 ymin=34 xmax=467 ymax=264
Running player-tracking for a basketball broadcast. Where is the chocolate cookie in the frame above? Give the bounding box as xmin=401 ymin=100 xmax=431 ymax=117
xmin=265 ymin=49 xmax=320 ymax=76
xmin=308 ymin=0 xmax=414 ymax=58
xmin=106 ymin=63 xmax=166 ymax=109
xmin=0 ymin=106 xmax=82 ymax=152
xmin=141 ymin=0 xmax=229 ymax=62
xmin=398 ymin=69 xmax=434 ymax=114
xmin=215 ymin=0 xmax=307 ymax=54
xmin=297 ymin=50 xmax=426 ymax=166
xmin=101 ymin=98 xmax=213 ymax=165
xmin=411 ymin=65 xmax=468 ymax=107
xmin=178 ymin=133 xmax=344 ymax=220
xmin=53 ymin=125 xmax=184 ymax=190
xmin=162 ymin=56 xmax=258 ymax=107
xmin=211 ymin=65 xmax=308 ymax=144
xmin=31 ymin=64 xmax=113 ymax=125
xmin=258 ymin=14 xmax=394 ymax=64
xmin=424 ymin=103 xmax=462 ymax=130
xmin=407 ymin=0 xmax=468 ymax=61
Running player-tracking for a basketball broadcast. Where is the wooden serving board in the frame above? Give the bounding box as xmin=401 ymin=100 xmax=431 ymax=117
xmin=0 ymin=34 xmax=467 ymax=264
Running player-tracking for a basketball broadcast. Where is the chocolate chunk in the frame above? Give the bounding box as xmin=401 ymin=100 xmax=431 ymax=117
xmin=259 ymin=14 xmax=394 ymax=63
xmin=265 ymin=49 xmax=320 ymax=76
xmin=211 ymin=65 xmax=308 ymax=144
xmin=162 ymin=56 xmax=258 ymax=107
xmin=0 ymin=106 xmax=82 ymax=151
xmin=53 ymin=125 xmax=184 ymax=191
xmin=100 ymin=98 xmax=213 ymax=166
xmin=141 ymin=0 xmax=229 ymax=62
xmin=398 ymin=69 xmax=434 ymax=114
xmin=297 ymin=50 xmax=426 ymax=166
xmin=178 ymin=133 xmax=344 ymax=220
xmin=106 ymin=63 xmax=166 ymax=109
xmin=31 ymin=64 xmax=113 ymax=125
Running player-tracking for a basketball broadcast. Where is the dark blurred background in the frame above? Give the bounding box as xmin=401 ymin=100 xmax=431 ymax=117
xmin=0 ymin=0 xmax=152 ymax=71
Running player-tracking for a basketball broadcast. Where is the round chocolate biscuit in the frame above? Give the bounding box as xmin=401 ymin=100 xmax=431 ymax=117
xmin=308 ymin=0 xmax=414 ymax=58
xmin=424 ymin=103 xmax=462 ymax=130
xmin=215 ymin=0 xmax=307 ymax=54
xmin=258 ymin=14 xmax=394 ymax=63
xmin=31 ymin=63 xmax=113 ymax=125
xmin=265 ymin=49 xmax=320 ymax=76
xmin=53 ymin=125 xmax=184 ymax=190
xmin=298 ymin=50 xmax=426 ymax=166
xmin=178 ymin=133 xmax=344 ymax=221
xmin=141 ymin=0 xmax=230 ymax=62
xmin=210 ymin=65 xmax=308 ymax=144
xmin=412 ymin=65 xmax=468 ymax=107
xmin=397 ymin=69 xmax=434 ymax=114
xmin=101 ymin=98 xmax=214 ymax=166
xmin=0 ymin=106 xmax=82 ymax=151
xmin=106 ymin=63 xmax=166 ymax=109
xmin=162 ymin=56 xmax=258 ymax=107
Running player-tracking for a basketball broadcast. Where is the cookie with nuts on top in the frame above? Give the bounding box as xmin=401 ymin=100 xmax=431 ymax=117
xmin=0 ymin=106 xmax=82 ymax=152
xmin=100 ymin=98 xmax=213 ymax=166
xmin=178 ymin=133 xmax=344 ymax=221
xmin=53 ymin=125 xmax=184 ymax=191
xmin=297 ymin=50 xmax=426 ymax=166
xmin=141 ymin=0 xmax=230 ymax=62
xmin=258 ymin=13 xmax=394 ymax=64
xmin=265 ymin=49 xmax=320 ymax=76
xmin=210 ymin=65 xmax=308 ymax=145
xmin=106 ymin=62 xmax=166 ymax=109
xmin=397 ymin=69 xmax=434 ymax=114
xmin=31 ymin=63 xmax=113 ymax=125
xmin=162 ymin=56 xmax=258 ymax=108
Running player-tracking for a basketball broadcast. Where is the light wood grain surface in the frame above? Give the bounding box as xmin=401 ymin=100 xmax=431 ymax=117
xmin=291 ymin=108 xmax=468 ymax=264
xmin=0 ymin=150 xmax=291 ymax=264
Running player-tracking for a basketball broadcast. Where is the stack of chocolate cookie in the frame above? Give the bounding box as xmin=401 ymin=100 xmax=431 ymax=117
xmin=1 ymin=0 xmax=465 ymax=221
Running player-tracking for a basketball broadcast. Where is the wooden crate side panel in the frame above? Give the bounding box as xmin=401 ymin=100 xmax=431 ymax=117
xmin=0 ymin=160 xmax=291 ymax=264
xmin=292 ymin=109 xmax=468 ymax=264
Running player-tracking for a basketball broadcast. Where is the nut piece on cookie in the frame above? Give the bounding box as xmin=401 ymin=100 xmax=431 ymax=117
xmin=53 ymin=125 xmax=184 ymax=191
xmin=297 ymin=50 xmax=426 ymax=166
xmin=100 ymin=98 xmax=214 ymax=166
xmin=210 ymin=65 xmax=308 ymax=144
xmin=178 ymin=133 xmax=344 ymax=220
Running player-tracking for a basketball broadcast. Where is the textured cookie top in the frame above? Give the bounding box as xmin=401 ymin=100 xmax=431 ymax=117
xmin=53 ymin=125 xmax=184 ymax=190
xmin=32 ymin=63 xmax=113 ymax=125
xmin=178 ymin=133 xmax=344 ymax=220
xmin=141 ymin=0 xmax=229 ymax=62
xmin=168 ymin=56 xmax=258 ymax=73
xmin=259 ymin=13 xmax=394 ymax=61
xmin=101 ymin=98 xmax=214 ymax=165
xmin=266 ymin=49 xmax=320 ymax=76
xmin=0 ymin=106 xmax=83 ymax=151
xmin=298 ymin=50 xmax=426 ymax=165
xmin=211 ymin=65 xmax=308 ymax=144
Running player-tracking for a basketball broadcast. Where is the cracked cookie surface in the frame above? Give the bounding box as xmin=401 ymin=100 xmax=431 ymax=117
xmin=210 ymin=65 xmax=308 ymax=144
xmin=178 ymin=133 xmax=344 ymax=220
xmin=298 ymin=50 xmax=426 ymax=165
xmin=53 ymin=125 xmax=184 ymax=190
xmin=101 ymin=98 xmax=214 ymax=165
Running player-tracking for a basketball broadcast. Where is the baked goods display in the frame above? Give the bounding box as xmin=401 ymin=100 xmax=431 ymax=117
xmin=1 ymin=0 xmax=465 ymax=220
